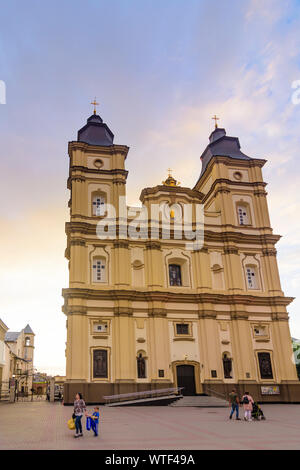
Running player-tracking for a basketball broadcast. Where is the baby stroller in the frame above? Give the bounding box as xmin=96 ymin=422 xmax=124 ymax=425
xmin=252 ymin=402 xmax=266 ymax=420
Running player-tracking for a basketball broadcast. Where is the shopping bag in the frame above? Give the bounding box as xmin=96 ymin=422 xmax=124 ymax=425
xmin=68 ymin=418 xmax=75 ymax=430
xmin=86 ymin=416 xmax=92 ymax=431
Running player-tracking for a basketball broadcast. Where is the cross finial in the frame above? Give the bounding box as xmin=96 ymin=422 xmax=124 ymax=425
xmin=212 ymin=114 xmax=219 ymax=129
xmin=91 ymin=97 xmax=99 ymax=115
xmin=168 ymin=168 xmax=172 ymax=177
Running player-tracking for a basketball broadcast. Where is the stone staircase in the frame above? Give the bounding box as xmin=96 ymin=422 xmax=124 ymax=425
xmin=169 ymin=394 xmax=228 ymax=408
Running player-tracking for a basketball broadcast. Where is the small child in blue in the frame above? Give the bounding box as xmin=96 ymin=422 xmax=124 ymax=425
xmin=86 ymin=406 xmax=100 ymax=436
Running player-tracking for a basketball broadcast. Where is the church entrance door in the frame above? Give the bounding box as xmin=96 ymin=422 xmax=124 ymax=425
xmin=176 ymin=365 xmax=196 ymax=396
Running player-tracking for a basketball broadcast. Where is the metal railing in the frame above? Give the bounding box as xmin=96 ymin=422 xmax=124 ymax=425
xmin=103 ymin=387 xmax=184 ymax=405
xmin=204 ymin=387 xmax=228 ymax=401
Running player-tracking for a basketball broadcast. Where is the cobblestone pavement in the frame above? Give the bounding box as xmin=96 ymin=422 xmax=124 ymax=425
xmin=0 ymin=401 xmax=300 ymax=450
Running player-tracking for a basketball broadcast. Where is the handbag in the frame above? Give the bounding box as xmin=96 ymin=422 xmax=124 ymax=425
xmin=68 ymin=418 xmax=75 ymax=430
xmin=86 ymin=416 xmax=92 ymax=431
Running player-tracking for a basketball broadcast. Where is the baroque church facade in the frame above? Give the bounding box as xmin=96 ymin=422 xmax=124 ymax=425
xmin=62 ymin=109 xmax=299 ymax=404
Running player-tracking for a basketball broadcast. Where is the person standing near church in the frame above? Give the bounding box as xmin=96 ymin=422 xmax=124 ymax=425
xmin=73 ymin=393 xmax=86 ymax=438
xmin=229 ymin=389 xmax=241 ymax=420
xmin=242 ymin=391 xmax=254 ymax=421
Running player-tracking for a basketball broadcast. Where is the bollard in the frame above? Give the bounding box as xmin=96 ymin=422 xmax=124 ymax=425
xmin=49 ymin=378 xmax=55 ymax=402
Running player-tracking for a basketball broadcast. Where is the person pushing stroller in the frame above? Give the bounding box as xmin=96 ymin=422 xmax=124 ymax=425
xmin=252 ymin=401 xmax=266 ymax=420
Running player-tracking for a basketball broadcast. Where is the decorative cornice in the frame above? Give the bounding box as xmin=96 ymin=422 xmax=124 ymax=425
xmin=62 ymin=288 xmax=294 ymax=308
xmin=201 ymin=178 xmax=267 ymax=204
xmin=198 ymin=310 xmax=217 ymax=319
xmin=113 ymin=307 xmax=133 ymax=316
xmin=140 ymin=185 xmax=204 ymax=202
xmin=112 ymin=178 xmax=127 ymax=185
xmin=193 ymin=247 xmax=208 ymax=254
xmin=214 ymin=187 xmax=231 ymax=196
xmin=148 ymin=308 xmax=167 ymax=317
xmin=113 ymin=240 xmax=130 ymax=249
xmin=253 ymin=189 xmax=268 ymax=197
xmin=69 ymin=176 xmax=86 ymax=184
xmin=67 ymin=306 xmax=87 ymax=316
xmin=224 ymin=245 xmax=239 ymax=255
xmin=67 ymin=167 xmax=128 ymax=189
xmin=70 ymin=239 xmax=86 ymax=247
xmin=145 ymin=241 xmax=161 ymax=250
xmin=68 ymin=141 xmax=129 ymax=158
xmin=194 ymin=156 xmax=267 ymax=190
xmin=262 ymin=248 xmax=277 ymax=257
xmin=230 ymin=312 xmax=249 ymax=320
xmin=65 ymin=221 xmax=281 ymax=247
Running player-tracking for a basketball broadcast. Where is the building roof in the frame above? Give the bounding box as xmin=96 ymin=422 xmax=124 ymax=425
xmin=5 ymin=331 xmax=20 ymax=342
xmin=23 ymin=324 xmax=34 ymax=334
xmin=77 ymin=114 xmax=114 ymax=146
xmin=5 ymin=324 xmax=34 ymax=342
xmin=195 ymin=127 xmax=252 ymax=184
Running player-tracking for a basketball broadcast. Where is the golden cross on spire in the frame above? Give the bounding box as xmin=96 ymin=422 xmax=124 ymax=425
xmin=91 ymin=97 xmax=99 ymax=115
xmin=212 ymin=114 xmax=219 ymax=129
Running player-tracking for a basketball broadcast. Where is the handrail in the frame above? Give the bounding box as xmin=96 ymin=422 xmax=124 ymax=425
xmin=103 ymin=387 xmax=183 ymax=404
xmin=205 ymin=387 xmax=228 ymax=401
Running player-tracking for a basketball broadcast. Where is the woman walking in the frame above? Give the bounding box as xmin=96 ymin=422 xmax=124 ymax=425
xmin=242 ymin=391 xmax=254 ymax=421
xmin=73 ymin=392 xmax=86 ymax=438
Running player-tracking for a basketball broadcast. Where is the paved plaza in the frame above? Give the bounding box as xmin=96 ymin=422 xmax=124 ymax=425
xmin=0 ymin=401 xmax=300 ymax=450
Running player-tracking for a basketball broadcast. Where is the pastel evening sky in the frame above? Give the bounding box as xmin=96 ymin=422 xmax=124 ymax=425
xmin=0 ymin=0 xmax=300 ymax=375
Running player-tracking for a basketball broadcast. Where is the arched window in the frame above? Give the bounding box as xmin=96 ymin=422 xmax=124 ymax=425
xmin=137 ymin=353 xmax=146 ymax=379
xmin=237 ymin=204 xmax=250 ymax=225
xmin=245 ymin=265 xmax=259 ymax=289
xmin=169 ymin=264 xmax=182 ymax=286
xmin=25 ymin=337 xmax=30 ymax=347
xmin=92 ymin=258 xmax=106 ymax=283
xmin=92 ymin=195 xmax=105 ymax=216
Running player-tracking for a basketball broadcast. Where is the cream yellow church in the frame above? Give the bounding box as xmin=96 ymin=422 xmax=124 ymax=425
xmin=62 ymin=108 xmax=299 ymax=404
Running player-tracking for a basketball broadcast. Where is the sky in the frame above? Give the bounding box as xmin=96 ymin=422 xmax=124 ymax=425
xmin=0 ymin=0 xmax=300 ymax=375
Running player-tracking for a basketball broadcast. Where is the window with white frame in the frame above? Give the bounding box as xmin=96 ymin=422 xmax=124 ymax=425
xmin=245 ymin=266 xmax=258 ymax=289
xmin=254 ymin=326 xmax=267 ymax=336
xmin=92 ymin=259 xmax=106 ymax=282
xmin=237 ymin=204 xmax=250 ymax=225
xmin=93 ymin=322 xmax=108 ymax=333
xmin=92 ymin=195 xmax=105 ymax=216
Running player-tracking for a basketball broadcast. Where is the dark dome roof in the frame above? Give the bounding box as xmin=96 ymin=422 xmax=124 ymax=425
xmin=198 ymin=127 xmax=251 ymax=179
xmin=77 ymin=114 xmax=114 ymax=146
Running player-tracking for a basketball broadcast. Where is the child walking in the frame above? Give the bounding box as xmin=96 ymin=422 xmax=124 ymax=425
xmin=86 ymin=406 xmax=100 ymax=436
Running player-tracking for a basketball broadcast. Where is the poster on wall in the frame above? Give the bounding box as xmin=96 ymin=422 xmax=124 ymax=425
xmin=261 ymin=386 xmax=280 ymax=395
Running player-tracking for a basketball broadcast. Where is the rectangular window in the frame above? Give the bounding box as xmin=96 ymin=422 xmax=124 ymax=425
xmin=93 ymin=196 xmax=105 ymax=216
xmin=246 ymin=267 xmax=258 ymax=289
xmin=93 ymin=349 xmax=108 ymax=379
xmin=169 ymin=264 xmax=182 ymax=286
xmin=237 ymin=205 xmax=249 ymax=225
xmin=176 ymin=323 xmax=189 ymax=335
xmin=254 ymin=326 xmax=267 ymax=336
xmin=158 ymin=369 xmax=164 ymax=377
xmin=93 ymin=260 xmax=106 ymax=282
xmin=93 ymin=322 xmax=107 ymax=333
xmin=258 ymin=352 xmax=273 ymax=379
